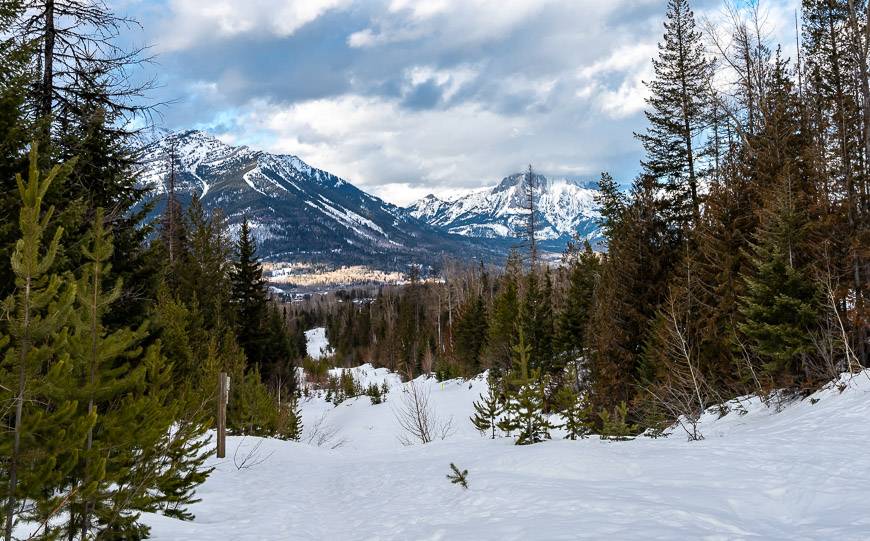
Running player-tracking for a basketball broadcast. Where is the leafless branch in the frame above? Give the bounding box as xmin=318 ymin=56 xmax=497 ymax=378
xmin=232 ymin=436 xmax=274 ymax=471
xmin=393 ymin=381 xmax=454 ymax=445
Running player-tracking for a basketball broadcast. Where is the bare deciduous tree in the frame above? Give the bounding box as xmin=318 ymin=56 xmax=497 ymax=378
xmin=646 ymin=293 xmax=710 ymax=441
xmin=393 ymin=381 xmax=454 ymax=445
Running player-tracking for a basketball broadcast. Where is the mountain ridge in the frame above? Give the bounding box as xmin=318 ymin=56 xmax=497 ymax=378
xmin=405 ymin=172 xmax=603 ymax=250
xmin=137 ymin=130 xmax=504 ymax=268
xmin=137 ymin=131 xmax=604 ymax=268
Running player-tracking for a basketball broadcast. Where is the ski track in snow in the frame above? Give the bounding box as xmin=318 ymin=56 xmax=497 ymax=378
xmin=143 ymin=329 xmax=870 ymax=540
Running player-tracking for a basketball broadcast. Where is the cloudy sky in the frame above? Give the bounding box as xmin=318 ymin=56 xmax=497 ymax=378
xmin=121 ymin=0 xmax=798 ymax=205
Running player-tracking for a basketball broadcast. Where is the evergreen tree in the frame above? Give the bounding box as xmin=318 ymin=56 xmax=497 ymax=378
xmin=555 ymin=240 xmax=600 ymax=364
xmin=63 ymin=208 xmax=176 ymax=538
xmin=499 ymin=330 xmax=552 ymax=445
xmin=538 ymin=268 xmax=556 ymax=371
xmin=140 ymin=351 xmax=212 ymax=524
xmin=738 ymin=180 xmax=819 ymax=382
xmin=635 ymin=0 xmax=711 ymax=227
xmin=483 ymin=250 xmax=521 ymax=373
xmin=446 ymin=463 xmax=469 ymax=489
xmin=554 ymin=383 xmax=590 ymax=440
xmin=0 ymin=3 xmax=33 ymax=297
xmin=470 ymin=380 xmax=503 ymax=439
xmin=231 ymin=218 xmax=268 ymax=369
xmin=454 ymin=292 xmax=488 ymax=373
xmin=56 ymin=96 xmax=153 ymax=324
xmin=593 ymin=171 xmax=626 ymax=239
xmin=263 ymin=302 xmax=298 ymax=398
xmin=176 ymin=197 xmax=233 ymax=330
xmin=0 ymin=147 xmax=93 ymax=540
xmin=512 ymin=377 xmax=552 ymax=445
xmin=598 ymin=402 xmax=638 ymax=441
xmin=519 ymin=267 xmax=555 ymax=373
xmin=281 ymin=397 xmax=303 ymax=442
xmin=586 ymin=175 xmax=674 ymax=415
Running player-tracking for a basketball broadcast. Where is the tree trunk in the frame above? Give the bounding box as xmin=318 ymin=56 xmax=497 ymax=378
xmin=41 ymin=0 xmax=55 ymax=122
xmin=846 ymin=0 xmax=869 ymax=365
xmin=4 ymin=278 xmax=31 ymax=541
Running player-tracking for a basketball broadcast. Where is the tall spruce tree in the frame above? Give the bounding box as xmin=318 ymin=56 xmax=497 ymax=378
xmin=231 ymin=218 xmax=268 ymax=370
xmin=454 ymin=292 xmax=488 ymax=373
xmin=738 ymin=179 xmax=820 ymax=383
xmin=593 ymin=171 xmax=626 ymax=240
xmin=635 ymin=0 xmax=711 ymax=227
xmin=555 ymin=240 xmax=600 ymax=365
xmin=483 ymin=250 xmax=521 ymax=373
xmin=0 ymin=3 xmax=35 ymax=298
xmin=587 ymin=175 xmax=673 ymax=415
xmin=519 ymin=267 xmax=555 ymax=374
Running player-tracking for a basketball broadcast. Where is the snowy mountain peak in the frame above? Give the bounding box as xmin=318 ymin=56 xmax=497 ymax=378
xmin=405 ymin=172 xmax=604 ymax=248
xmin=136 ymin=130 xmax=497 ymax=267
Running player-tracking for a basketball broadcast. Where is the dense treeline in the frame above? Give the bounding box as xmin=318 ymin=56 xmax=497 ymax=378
xmin=0 ymin=1 xmax=304 ymax=538
xmin=303 ymin=0 xmax=869 ymax=438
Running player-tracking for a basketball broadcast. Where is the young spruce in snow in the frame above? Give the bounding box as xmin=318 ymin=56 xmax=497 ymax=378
xmin=446 ymin=463 xmax=469 ymax=489
xmin=470 ymin=379 xmax=503 ymax=439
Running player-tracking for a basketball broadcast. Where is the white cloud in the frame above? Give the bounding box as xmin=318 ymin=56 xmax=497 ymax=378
xmin=348 ymin=0 xmax=555 ymax=49
xmin=234 ymin=95 xmax=531 ymax=192
xmin=146 ymin=0 xmax=803 ymax=202
xmin=158 ymin=0 xmax=350 ymax=51
xmin=402 ymin=65 xmax=480 ymax=102
xmin=575 ymin=43 xmax=657 ymax=119
xmin=218 ymin=92 xmax=633 ymax=205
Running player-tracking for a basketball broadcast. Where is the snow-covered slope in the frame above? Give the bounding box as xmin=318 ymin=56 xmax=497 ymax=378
xmin=304 ymin=327 xmax=333 ymax=360
xmin=138 ymin=130 xmax=497 ymax=267
xmin=144 ymin=364 xmax=870 ymax=540
xmin=406 ymin=173 xmax=604 ymax=250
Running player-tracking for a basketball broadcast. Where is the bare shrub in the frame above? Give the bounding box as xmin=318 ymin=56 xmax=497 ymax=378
xmin=233 ymin=436 xmax=274 ymax=471
xmin=393 ymin=381 xmax=454 ymax=445
xmin=303 ymin=411 xmax=347 ymax=449
xmin=817 ymin=265 xmax=864 ymax=378
xmin=645 ymin=293 xmax=710 ymax=441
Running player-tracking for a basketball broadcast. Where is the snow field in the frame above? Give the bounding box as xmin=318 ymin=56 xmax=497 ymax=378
xmin=304 ymin=327 xmax=333 ymax=360
xmin=145 ymin=369 xmax=870 ymax=540
xmin=143 ymin=331 xmax=870 ymax=539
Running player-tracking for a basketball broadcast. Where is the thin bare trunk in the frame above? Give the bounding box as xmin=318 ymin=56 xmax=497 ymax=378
xmin=4 ymin=277 xmax=31 ymax=541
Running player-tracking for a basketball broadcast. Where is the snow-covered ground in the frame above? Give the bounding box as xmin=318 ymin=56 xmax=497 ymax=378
xmin=143 ymin=328 xmax=870 ymax=540
xmin=304 ymin=327 xmax=333 ymax=360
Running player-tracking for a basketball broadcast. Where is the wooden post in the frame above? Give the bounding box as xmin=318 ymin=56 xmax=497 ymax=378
xmin=217 ymin=371 xmax=227 ymax=458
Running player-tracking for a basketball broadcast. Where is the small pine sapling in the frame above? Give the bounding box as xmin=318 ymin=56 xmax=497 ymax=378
xmin=470 ymin=380 xmax=503 ymax=439
xmin=366 ymin=382 xmax=383 ymax=404
xmin=598 ymin=402 xmax=638 ymax=441
xmin=513 ymin=377 xmax=553 ymax=445
xmin=555 ymin=385 xmax=591 ymax=440
xmin=446 ymin=463 xmax=469 ymax=489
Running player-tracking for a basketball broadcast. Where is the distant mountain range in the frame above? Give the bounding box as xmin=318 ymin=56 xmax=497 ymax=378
xmin=404 ymin=173 xmax=603 ymax=251
xmin=138 ymin=130 xmax=604 ymax=269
